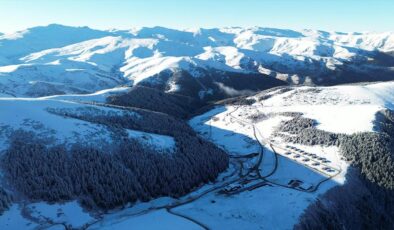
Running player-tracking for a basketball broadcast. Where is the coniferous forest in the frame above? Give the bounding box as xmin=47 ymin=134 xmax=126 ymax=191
xmin=0 ymin=97 xmax=229 ymax=211
xmin=277 ymin=109 xmax=394 ymax=229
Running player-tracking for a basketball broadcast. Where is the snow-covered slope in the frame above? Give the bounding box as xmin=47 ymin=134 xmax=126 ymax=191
xmin=255 ymin=82 xmax=394 ymax=134
xmin=0 ymin=58 xmax=393 ymax=229
xmin=0 ymin=24 xmax=112 ymax=61
xmin=1 ymin=25 xmax=394 ymax=98
xmin=0 ymin=94 xmax=176 ymax=153
xmin=186 ymin=81 xmax=394 ymax=229
xmin=30 ymin=81 xmax=390 ymax=230
xmin=0 ymin=86 xmax=220 ymax=229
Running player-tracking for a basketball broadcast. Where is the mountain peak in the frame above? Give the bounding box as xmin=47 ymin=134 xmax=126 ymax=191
xmin=0 ymin=24 xmax=112 ymax=59
xmin=1 ymin=25 xmax=394 ymax=98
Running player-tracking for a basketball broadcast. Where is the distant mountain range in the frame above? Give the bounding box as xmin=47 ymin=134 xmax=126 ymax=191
xmin=1 ymin=24 xmax=394 ymax=229
xmin=0 ymin=24 xmax=393 ymax=99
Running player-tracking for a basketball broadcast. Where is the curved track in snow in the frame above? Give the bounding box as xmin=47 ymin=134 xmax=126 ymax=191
xmin=227 ymin=100 xmax=342 ymax=193
xmin=40 ymin=98 xmax=342 ymax=230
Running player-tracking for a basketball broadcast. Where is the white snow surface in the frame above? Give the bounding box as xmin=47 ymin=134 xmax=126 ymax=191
xmin=183 ymin=81 xmax=394 ymax=229
xmin=27 ymin=201 xmax=95 ymax=228
xmin=89 ymin=209 xmax=201 ymax=230
xmin=0 ymin=205 xmax=38 ymax=230
xmin=68 ymin=82 xmax=394 ymax=230
xmin=0 ymin=80 xmax=392 ymax=229
xmin=1 ymin=25 xmax=394 ymax=96
xmin=0 ymin=201 xmax=96 ymax=230
xmin=0 ymin=94 xmax=175 ymax=153
xmin=1 ymin=24 xmax=394 ymax=229
xmin=260 ymin=82 xmax=394 ymax=134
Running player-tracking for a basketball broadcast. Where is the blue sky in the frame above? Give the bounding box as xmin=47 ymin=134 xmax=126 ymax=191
xmin=0 ymin=0 xmax=393 ymax=33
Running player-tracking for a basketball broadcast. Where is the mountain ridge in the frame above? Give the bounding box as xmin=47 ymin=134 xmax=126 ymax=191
xmin=1 ymin=24 xmax=394 ymax=99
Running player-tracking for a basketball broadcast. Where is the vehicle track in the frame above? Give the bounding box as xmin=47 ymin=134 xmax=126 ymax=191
xmin=227 ymin=100 xmax=342 ymax=193
xmin=43 ymin=98 xmax=341 ymax=230
xmin=166 ymin=207 xmax=209 ymax=230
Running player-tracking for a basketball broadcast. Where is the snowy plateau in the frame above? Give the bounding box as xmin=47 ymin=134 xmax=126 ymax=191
xmin=0 ymin=24 xmax=393 ymax=230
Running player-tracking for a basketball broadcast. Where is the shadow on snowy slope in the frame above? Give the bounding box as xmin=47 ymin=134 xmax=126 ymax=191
xmin=190 ymin=106 xmax=340 ymax=193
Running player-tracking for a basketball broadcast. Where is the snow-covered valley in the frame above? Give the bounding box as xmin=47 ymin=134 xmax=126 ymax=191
xmin=0 ymin=24 xmax=394 ymax=230
xmin=1 ymin=80 xmax=393 ymax=229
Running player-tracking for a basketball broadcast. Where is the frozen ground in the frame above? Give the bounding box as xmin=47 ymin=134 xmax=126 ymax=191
xmin=187 ymin=107 xmax=342 ymax=229
xmin=0 ymin=96 xmax=175 ymax=153
xmin=182 ymin=81 xmax=394 ymax=228
xmin=27 ymin=201 xmax=95 ymax=228
xmin=259 ymin=82 xmax=394 ymax=134
xmin=89 ymin=209 xmax=202 ymax=230
xmin=1 ymin=81 xmax=393 ymax=229
xmin=0 ymin=205 xmax=38 ymax=229
xmin=172 ymin=181 xmax=334 ymax=230
xmin=0 ymin=201 xmax=96 ymax=230
xmin=41 ymin=86 xmax=130 ymax=103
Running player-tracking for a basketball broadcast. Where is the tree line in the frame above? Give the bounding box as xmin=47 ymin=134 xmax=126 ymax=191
xmin=107 ymin=85 xmax=204 ymax=119
xmin=0 ymin=187 xmax=12 ymax=214
xmin=1 ymin=100 xmax=229 ymax=212
xmin=275 ymin=109 xmax=394 ymax=229
xmin=276 ymin=110 xmax=394 ymax=190
xmin=1 ymin=128 xmax=228 ymax=211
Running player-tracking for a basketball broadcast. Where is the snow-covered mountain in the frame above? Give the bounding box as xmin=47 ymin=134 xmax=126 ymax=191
xmin=1 ymin=80 xmax=392 ymax=229
xmin=0 ymin=24 xmax=112 ymax=60
xmin=187 ymin=81 xmax=394 ymax=229
xmin=1 ymin=25 xmax=394 ymax=98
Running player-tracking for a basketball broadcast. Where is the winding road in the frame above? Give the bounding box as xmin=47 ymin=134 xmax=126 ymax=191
xmin=227 ymin=100 xmax=342 ymax=193
xmin=38 ymin=99 xmax=341 ymax=230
